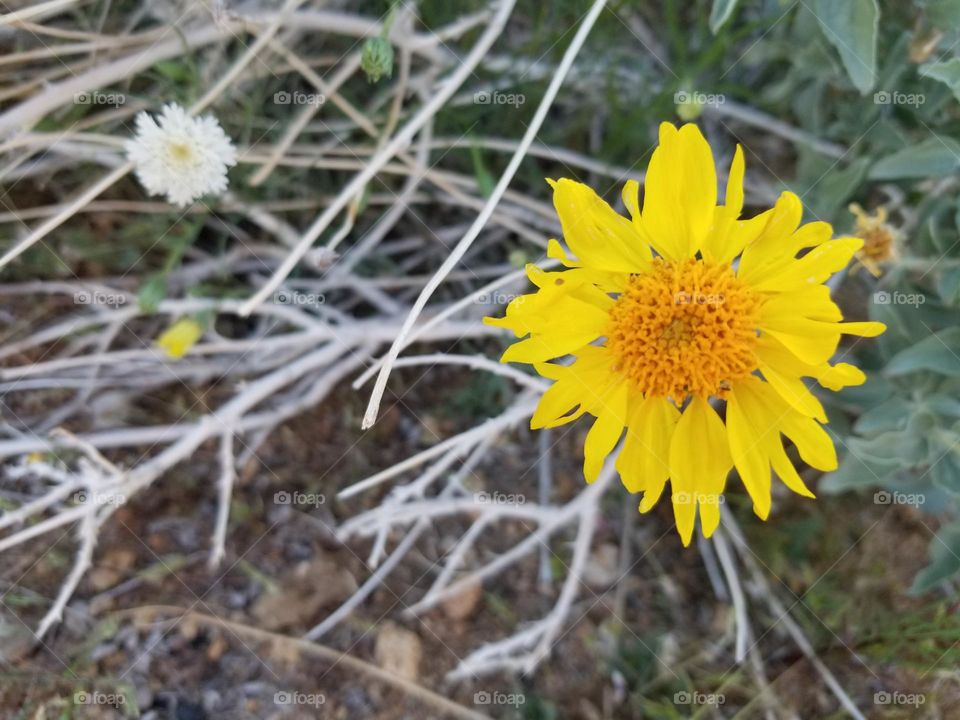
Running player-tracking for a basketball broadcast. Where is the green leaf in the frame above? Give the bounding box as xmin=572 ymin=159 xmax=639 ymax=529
xmin=469 ymin=142 xmax=495 ymax=198
xmin=886 ymin=328 xmax=960 ymax=377
xmin=137 ymin=274 xmax=167 ymax=314
xmin=153 ymin=59 xmax=193 ymax=85
xmin=938 ymin=267 xmax=960 ymax=305
xmin=869 ymin=137 xmax=960 ymax=179
xmin=927 ymin=396 xmax=960 ymax=419
xmin=807 ymin=157 xmax=870 ymax=217
xmin=811 ymin=0 xmax=879 ymax=93
xmin=819 ymin=450 xmax=897 ymax=492
xmin=911 ymin=522 xmax=960 ymax=594
xmin=920 ymin=58 xmax=960 ymax=103
xmin=931 ymin=444 xmax=960 ymax=494
xmin=709 ymin=0 xmax=739 ymax=33
xmin=853 ymin=397 xmax=911 ymax=435
xmin=925 ymin=0 xmax=960 ymax=27
xmin=848 ymin=425 xmax=928 ymax=467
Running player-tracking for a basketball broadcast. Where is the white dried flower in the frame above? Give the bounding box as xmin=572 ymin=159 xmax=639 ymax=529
xmin=126 ymin=103 xmax=237 ymax=207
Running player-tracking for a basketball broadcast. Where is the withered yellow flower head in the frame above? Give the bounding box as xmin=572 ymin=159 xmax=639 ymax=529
xmin=849 ymin=202 xmax=899 ymax=276
xmin=486 ymin=123 xmax=885 ymax=545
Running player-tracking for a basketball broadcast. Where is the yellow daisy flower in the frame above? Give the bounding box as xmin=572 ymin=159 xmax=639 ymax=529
xmin=486 ymin=123 xmax=885 ymax=545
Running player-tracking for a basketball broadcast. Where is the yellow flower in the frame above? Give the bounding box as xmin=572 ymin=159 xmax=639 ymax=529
xmin=486 ymin=123 xmax=885 ymax=546
xmin=849 ymin=202 xmax=899 ymax=277
xmin=157 ymin=317 xmax=203 ymax=359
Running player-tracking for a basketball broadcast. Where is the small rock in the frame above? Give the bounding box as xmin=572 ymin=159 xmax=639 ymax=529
xmin=251 ymin=556 xmax=357 ymax=632
xmin=441 ymin=580 xmax=483 ymax=621
xmin=178 ymin=616 xmax=200 ymax=641
xmin=206 ymin=633 xmax=228 ymax=661
xmin=374 ymin=622 xmax=422 ymax=681
xmin=89 ymin=548 xmax=137 ymax=591
xmin=175 ymin=700 xmax=206 ymax=720
xmin=583 ymin=543 xmax=620 ymax=588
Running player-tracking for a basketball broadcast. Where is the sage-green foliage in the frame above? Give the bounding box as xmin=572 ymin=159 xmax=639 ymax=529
xmin=671 ymin=0 xmax=960 ymax=592
xmin=780 ymin=0 xmax=960 ymax=590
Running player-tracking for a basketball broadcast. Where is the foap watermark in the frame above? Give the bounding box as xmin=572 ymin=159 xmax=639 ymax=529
xmin=74 ymin=691 xmax=126 ymax=707
xmin=74 ymin=91 xmax=125 ymax=107
xmin=473 ymin=90 xmax=525 ymax=107
xmin=74 ymin=490 xmax=126 ymax=507
xmin=274 ymin=290 xmax=325 ymax=307
xmin=273 ymin=90 xmax=325 ymax=107
xmin=274 ymin=490 xmax=326 ymax=507
xmin=874 ymin=490 xmax=924 ymax=507
xmin=473 ymin=691 xmax=525 ymax=707
xmin=873 ymin=291 xmax=925 ymax=307
xmin=74 ymin=290 xmax=127 ymax=307
xmin=475 ymin=490 xmax=525 ymax=506
xmin=873 ymin=91 xmax=925 ymax=107
xmin=874 ymin=691 xmax=925 ymax=708
xmin=672 ymin=492 xmax=725 ymax=506
xmin=675 ymin=291 xmax=725 ymax=306
xmin=674 ymin=691 xmax=725 ymax=706
xmin=475 ymin=291 xmax=522 ymax=305
xmin=274 ymin=691 xmax=326 ymax=707
xmin=674 ymin=90 xmax=726 ymax=108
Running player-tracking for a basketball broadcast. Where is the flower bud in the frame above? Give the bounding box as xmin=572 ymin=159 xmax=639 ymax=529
xmin=361 ymin=37 xmax=394 ymax=83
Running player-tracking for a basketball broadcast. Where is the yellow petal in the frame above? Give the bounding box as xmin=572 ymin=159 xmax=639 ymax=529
xmin=622 ymin=179 xmax=641 ymax=223
xmin=725 ymin=144 xmax=745 ymax=215
xmin=532 ymin=348 xmax=624 ymax=431
xmin=759 ymin=313 xmax=841 ymax=365
xmin=550 ymin=178 xmax=650 ymax=272
xmin=791 ymin=221 xmax=833 ymax=248
xmin=732 ymin=378 xmax=818 ymax=504
xmin=492 ymin=287 xmax=611 ymax=364
xmin=669 ymin=397 xmax=731 ymax=546
xmin=779 ymin=412 xmax=838 ymax=471
xmin=701 ymin=145 xmax=747 ymax=264
xmin=583 ymin=382 xmax=629 ymax=481
xmin=547 ymin=238 xmax=578 ymax=267
xmin=708 ymin=207 xmax=772 ymax=264
xmin=618 ymin=396 xmax=679 ymax=501
xmin=641 ymin=123 xmax=717 ymax=261
xmin=752 ymin=237 xmax=863 ymax=292
xmin=840 ymin=321 xmax=886 ymax=337
xmin=500 ymin=332 xmax=599 ymax=364
xmin=816 ymin=362 xmax=866 ymax=391
xmin=727 ymin=381 xmax=773 ymax=519
xmin=525 ymin=264 xmax=617 ymax=308
xmin=759 ymin=362 xmax=827 ymax=422
xmin=698 ymin=491 xmax=723 ymax=538
xmin=157 ymin=318 xmax=203 ymax=359
xmin=530 ymin=376 xmax=585 ymax=429
xmin=755 ymin=335 xmax=867 ymax=392
xmin=769 ymin=438 xmax=816 ymax=499
xmin=761 ymin=285 xmax=843 ymax=323
xmin=737 ymin=191 xmax=803 ymax=283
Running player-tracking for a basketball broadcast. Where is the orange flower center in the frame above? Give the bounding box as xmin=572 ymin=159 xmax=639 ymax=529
xmin=606 ymin=258 xmax=761 ymax=402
